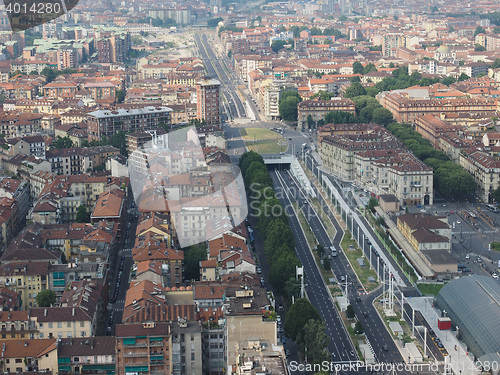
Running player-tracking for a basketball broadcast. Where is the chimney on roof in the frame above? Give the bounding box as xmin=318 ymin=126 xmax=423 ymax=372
xmin=44 ymin=309 xmax=47 ymax=317
xmin=72 ymin=308 xmax=75 ymax=316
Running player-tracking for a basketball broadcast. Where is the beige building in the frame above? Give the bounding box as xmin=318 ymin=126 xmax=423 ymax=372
xmin=320 ymin=124 xmax=403 ymax=181
xmin=225 ymin=286 xmax=277 ymax=370
xmin=397 ymin=213 xmax=451 ymax=253
xmin=460 ymin=150 xmax=500 ymax=203
xmin=297 ymin=98 xmax=355 ymax=129
xmin=0 ymin=338 xmax=58 ymax=373
xmin=0 ymin=262 xmax=49 ymax=310
xmin=30 ymin=306 xmax=95 ymax=339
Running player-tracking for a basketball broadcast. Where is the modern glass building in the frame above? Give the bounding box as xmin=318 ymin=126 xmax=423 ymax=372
xmin=435 ymin=276 xmax=500 ymax=361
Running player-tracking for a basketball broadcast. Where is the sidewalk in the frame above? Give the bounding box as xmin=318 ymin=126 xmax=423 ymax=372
xmin=407 ymin=297 xmax=480 ymax=375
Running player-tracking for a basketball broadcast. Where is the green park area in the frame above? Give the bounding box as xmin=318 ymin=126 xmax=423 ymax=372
xmin=240 ymin=128 xmax=287 ymax=154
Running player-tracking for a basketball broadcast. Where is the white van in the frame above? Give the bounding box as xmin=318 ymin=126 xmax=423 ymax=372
xmin=330 ymin=246 xmax=337 ymax=257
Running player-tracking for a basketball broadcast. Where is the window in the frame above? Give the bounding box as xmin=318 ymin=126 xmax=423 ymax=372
xmin=48 ymin=322 xmax=53 ymax=328
xmin=67 ymin=322 xmax=71 ymax=328
xmin=80 ymin=322 xmax=85 ymax=327
xmin=58 ymin=322 xmax=62 ymax=328
xmin=15 ymin=359 xmax=22 ymax=363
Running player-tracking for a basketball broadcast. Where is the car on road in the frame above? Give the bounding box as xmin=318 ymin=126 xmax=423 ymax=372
xmin=277 ymin=316 xmax=282 ymax=324
xmin=256 ymin=267 xmax=261 ymax=274
xmin=281 ymin=336 xmax=286 ymax=344
xmin=383 ymin=344 xmax=389 ymax=351
xmin=362 ymin=311 xmax=368 ymax=317
xmin=285 ymin=349 xmax=291 ymax=357
xmin=355 ymin=296 xmax=361 ymax=302
xmin=106 ymin=327 xmax=111 ymax=335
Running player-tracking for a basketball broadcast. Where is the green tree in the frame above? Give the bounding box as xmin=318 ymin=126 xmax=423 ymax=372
xmin=367 ymin=197 xmax=378 ymax=210
xmin=344 ymin=82 xmax=366 ymax=98
xmin=183 ymin=243 xmax=207 ymax=281
xmin=474 ymin=25 xmax=486 ymax=36
xmin=322 ymin=258 xmax=331 ymax=271
xmin=316 ymin=244 xmax=325 ymax=258
xmin=279 ymin=96 xmax=301 ymax=121
xmin=301 ymin=319 xmax=330 ymax=364
xmin=41 ymin=67 xmax=58 ymax=83
xmin=352 ymin=61 xmax=364 ymax=75
xmin=51 ymin=136 xmax=74 ymax=149
xmin=441 ymin=76 xmax=456 ymax=86
xmin=307 ymin=114 xmax=314 ymax=129
xmin=494 ymin=26 xmax=500 ymax=34
xmin=110 ymin=131 xmax=128 ymax=156
xmin=457 ymin=73 xmax=470 ymax=82
xmin=492 ymin=187 xmax=500 ymax=204
xmin=239 ymin=151 xmax=264 ymax=176
xmin=264 ymin=220 xmax=295 ymax=261
xmin=354 ymin=320 xmax=364 ymax=334
xmin=371 ymin=107 xmax=393 ymax=126
xmin=474 ymin=44 xmax=486 ymax=52
xmin=115 ymin=89 xmax=126 ymax=103
xmin=271 ymin=39 xmax=287 ymax=53
xmin=346 ymin=304 xmax=355 ymax=319
xmin=269 ymin=252 xmax=300 ymax=294
xmin=76 ymin=205 xmax=90 ymax=223
xmin=363 ymin=62 xmax=377 ymax=75
xmin=36 ymin=289 xmax=56 ymax=307
xmin=207 ymin=17 xmax=223 ymax=28
xmin=491 ymin=58 xmax=500 ymax=69
xmin=284 ymin=298 xmax=321 ymax=341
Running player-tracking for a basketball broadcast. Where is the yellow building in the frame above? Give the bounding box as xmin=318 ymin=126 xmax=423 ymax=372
xmin=0 ymin=262 xmax=49 ymax=310
xmin=30 ymin=306 xmax=94 ymax=339
xmin=0 ymin=338 xmax=58 ymax=373
xmin=0 ymin=311 xmax=31 ymax=340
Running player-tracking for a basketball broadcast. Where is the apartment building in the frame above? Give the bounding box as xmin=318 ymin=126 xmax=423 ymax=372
xmin=297 ymin=98 xmax=356 ymax=129
xmin=43 ymin=81 xmax=79 ymax=98
xmin=30 ymin=306 xmax=95 ymax=339
xmin=115 ymin=322 xmax=172 ymax=375
xmin=0 ymin=112 xmax=43 ymax=137
xmin=377 ymin=91 xmax=497 ymax=124
xmin=0 ymin=311 xmax=31 ymax=340
xmin=196 ymin=78 xmax=221 ymax=126
xmin=355 ymin=149 xmax=434 ymax=206
xmin=460 ymin=150 xmax=500 ymax=203
xmin=263 ymin=80 xmax=298 ymax=120
xmin=0 ymin=261 xmax=49 ymax=310
xmin=57 ymin=336 xmax=116 ymax=374
xmin=127 ymin=127 xmax=167 ymax=154
xmin=414 ymin=114 xmax=463 ymax=148
xmin=320 ymin=124 xmax=404 ymax=180
xmin=459 ymin=62 xmax=490 ymax=78
xmin=0 ymin=338 xmax=58 ymax=373
xmin=87 ymin=106 xmax=172 ymax=141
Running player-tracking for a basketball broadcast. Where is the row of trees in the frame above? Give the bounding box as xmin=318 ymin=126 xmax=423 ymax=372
xmin=239 ymin=151 xmax=301 ymax=297
xmin=240 ymin=152 xmax=331 ymax=365
xmin=345 ymin=65 xmax=469 ymax=100
xmin=284 ymin=298 xmax=330 ymax=365
xmin=386 ymin=123 xmax=476 ymax=200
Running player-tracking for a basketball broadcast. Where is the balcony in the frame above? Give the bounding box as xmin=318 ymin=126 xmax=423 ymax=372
xmin=124 ymin=352 xmax=148 ymax=357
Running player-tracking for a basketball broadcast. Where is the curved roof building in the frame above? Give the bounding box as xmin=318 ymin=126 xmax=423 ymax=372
xmin=436 ymin=276 xmax=500 ymax=361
